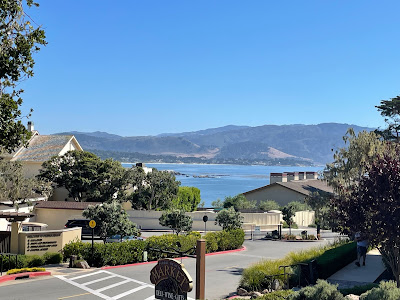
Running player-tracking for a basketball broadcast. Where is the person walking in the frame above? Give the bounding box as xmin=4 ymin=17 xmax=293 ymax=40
xmin=355 ymin=232 xmax=368 ymax=267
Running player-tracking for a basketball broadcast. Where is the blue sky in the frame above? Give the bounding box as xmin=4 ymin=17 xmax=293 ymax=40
xmin=21 ymin=1 xmax=400 ymax=136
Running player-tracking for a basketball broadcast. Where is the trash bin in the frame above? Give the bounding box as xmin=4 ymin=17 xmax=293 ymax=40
xmin=69 ymin=255 xmax=77 ymax=268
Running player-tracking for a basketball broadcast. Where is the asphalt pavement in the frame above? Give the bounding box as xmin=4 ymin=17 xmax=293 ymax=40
xmin=0 ymin=232 xmax=340 ymax=300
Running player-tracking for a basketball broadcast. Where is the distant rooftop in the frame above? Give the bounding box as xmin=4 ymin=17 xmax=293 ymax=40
xmin=11 ymin=135 xmax=76 ymax=162
xmin=35 ymin=201 xmax=101 ymax=210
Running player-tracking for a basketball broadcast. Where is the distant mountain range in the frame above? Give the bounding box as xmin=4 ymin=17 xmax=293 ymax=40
xmin=56 ymin=123 xmax=373 ymax=166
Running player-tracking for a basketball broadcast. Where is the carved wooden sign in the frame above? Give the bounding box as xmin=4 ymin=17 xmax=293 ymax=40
xmin=150 ymin=259 xmax=193 ymax=300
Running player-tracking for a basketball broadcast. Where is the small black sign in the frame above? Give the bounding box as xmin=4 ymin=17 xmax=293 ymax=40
xmin=203 ymin=215 xmax=208 ymax=223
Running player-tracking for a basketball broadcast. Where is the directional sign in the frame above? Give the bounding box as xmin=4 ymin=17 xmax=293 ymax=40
xmin=89 ymin=220 xmax=96 ymax=228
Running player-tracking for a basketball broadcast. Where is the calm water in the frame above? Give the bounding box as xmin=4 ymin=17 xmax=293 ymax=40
xmin=122 ymin=163 xmax=322 ymax=207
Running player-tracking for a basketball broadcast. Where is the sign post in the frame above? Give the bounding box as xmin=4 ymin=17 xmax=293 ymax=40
xmin=202 ymin=215 xmax=208 ymax=234
xmin=196 ymin=239 xmax=206 ymax=300
xmin=88 ymin=220 xmax=96 ymax=267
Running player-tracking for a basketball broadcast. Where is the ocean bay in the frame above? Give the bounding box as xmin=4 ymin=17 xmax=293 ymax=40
xmin=123 ymin=163 xmax=322 ymax=207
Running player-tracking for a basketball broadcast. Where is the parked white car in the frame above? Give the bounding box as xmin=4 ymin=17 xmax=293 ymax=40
xmin=105 ymin=235 xmax=144 ymax=243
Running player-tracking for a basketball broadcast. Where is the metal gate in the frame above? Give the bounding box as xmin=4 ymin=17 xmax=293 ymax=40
xmin=0 ymin=231 xmax=11 ymax=253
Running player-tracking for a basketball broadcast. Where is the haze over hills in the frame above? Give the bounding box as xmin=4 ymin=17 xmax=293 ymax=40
xmin=56 ymin=123 xmax=373 ymax=166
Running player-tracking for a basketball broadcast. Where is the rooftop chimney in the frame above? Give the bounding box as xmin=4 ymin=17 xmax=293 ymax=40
xmin=286 ymin=172 xmax=299 ymax=181
xmin=136 ymin=162 xmax=145 ymax=168
xmin=270 ymin=172 xmax=287 ymax=184
xmin=27 ymin=121 xmax=34 ymax=132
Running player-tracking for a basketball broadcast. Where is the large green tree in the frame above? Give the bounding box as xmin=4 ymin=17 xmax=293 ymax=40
xmin=128 ymin=167 xmax=180 ymax=210
xmin=376 ymin=95 xmax=400 ymax=141
xmin=39 ymin=150 xmax=129 ymax=202
xmin=0 ymin=0 xmax=46 ymax=152
xmin=325 ymin=129 xmax=385 ymax=194
xmin=331 ymin=144 xmax=400 ymax=287
xmin=172 ymin=186 xmax=201 ymax=212
xmin=83 ymin=201 xmax=139 ymax=243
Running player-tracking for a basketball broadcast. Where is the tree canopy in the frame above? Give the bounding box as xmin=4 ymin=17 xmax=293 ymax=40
xmin=172 ymin=186 xmax=201 ymax=212
xmin=223 ymin=194 xmax=255 ymax=211
xmin=82 ymin=201 xmax=139 ymax=242
xmin=0 ymin=159 xmax=51 ymax=208
xmin=159 ymin=209 xmax=193 ymax=235
xmin=215 ymin=207 xmax=243 ymax=230
xmin=39 ymin=150 xmax=129 ymax=202
xmin=0 ymin=0 xmax=46 ymax=153
xmin=128 ymin=167 xmax=180 ymax=210
xmin=325 ymin=129 xmax=385 ymax=194
xmin=331 ymin=144 xmax=400 ymax=286
xmin=376 ymin=95 xmax=400 ymax=141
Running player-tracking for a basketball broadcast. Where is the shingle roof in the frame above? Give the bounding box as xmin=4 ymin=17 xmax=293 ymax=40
xmin=35 ymin=201 xmax=101 ymax=210
xmin=11 ymin=135 xmax=74 ymax=162
xmin=243 ymin=179 xmax=333 ymax=196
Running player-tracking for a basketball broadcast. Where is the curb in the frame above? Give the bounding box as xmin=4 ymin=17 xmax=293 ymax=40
xmin=0 ymin=271 xmax=51 ymax=283
xmin=102 ymin=246 xmax=247 ymax=270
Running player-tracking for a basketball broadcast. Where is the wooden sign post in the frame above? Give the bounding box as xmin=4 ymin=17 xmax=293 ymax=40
xmin=196 ymin=239 xmax=206 ymax=300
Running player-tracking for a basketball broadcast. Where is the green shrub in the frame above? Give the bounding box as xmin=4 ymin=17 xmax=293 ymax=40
xmin=360 ymin=281 xmax=400 ymax=300
xmin=61 ymin=229 xmax=245 ymax=268
xmin=6 ymin=267 xmax=46 ymax=275
xmin=282 ymin=222 xmax=298 ymax=229
xmin=26 ymin=255 xmax=45 ymax=267
xmin=204 ymin=232 xmax=219 ymax=253
xmin=43 ymin=252 xmax=63 ymax=264
xmin=240 ymin=241 xmax=355 ymax=292
xmin=288 ymin=279 xmax=345 ymax=300
xmin=260 ymin=290 xmax=294 ymax=299
xmin=315 ymin=242 xmax=356 ymax=279
xmin=340 ymin=283 xmax=378 ymax=296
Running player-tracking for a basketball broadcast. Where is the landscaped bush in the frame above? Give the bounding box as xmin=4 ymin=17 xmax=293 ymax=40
xmin=240 ymin=241 xmax=355 ymax=292
xmin=259 ymin=290 xmax=293 ymax=299
xmin=26 ymin=255 xmax=45 ymax=267
xmin=340 ymin=283 xmax=378 ymax=296
xmin=315 ymin=242 xmax=356 ymax=279
xmin=288 ymin=279 xmax=344 ymax=300
xmin=6 ymin=267 xmax=46 ymax=275
xmin=43 ymin=252 xmax=63 ymax=264
xmin=62 ymin=229 xmax=245 ymax=268
xmin=360 ymin=281 xmax=400 ymax=300
xmin=282 ymin=221 xmax=298 ymax=229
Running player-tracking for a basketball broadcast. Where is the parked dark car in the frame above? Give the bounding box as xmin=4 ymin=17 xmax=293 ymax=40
xmin=65 ymin=219 xmax=99 ymax=236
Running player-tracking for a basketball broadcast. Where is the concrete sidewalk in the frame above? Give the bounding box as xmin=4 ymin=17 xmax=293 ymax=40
xmin=327 ymin=249 xmax=385 ymax=289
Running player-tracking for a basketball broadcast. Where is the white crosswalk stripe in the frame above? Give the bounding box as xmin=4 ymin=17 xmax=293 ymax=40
xmin=55 ymin=270 xmax=195 ymax=300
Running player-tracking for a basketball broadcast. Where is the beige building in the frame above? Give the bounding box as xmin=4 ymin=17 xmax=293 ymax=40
xmin=4 ymin=122 xmax=83 ymax=179
xmin=243 ymin=171 xmax=333 ymax=207
xmin=33 ymin=201 xmax=100 ymax=230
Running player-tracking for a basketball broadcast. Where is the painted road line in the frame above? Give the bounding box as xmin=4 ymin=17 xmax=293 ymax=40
xmin=69 ymin=271 xmax=106 ymax=281
xmin=112 ymin=285 xmax=150 ymax=300
xmin=95 ymin=279 xmax=131 ymax=292
xmin=58 ymin=292 xmax=91 ymax=299
xmin=55 ymin=275 xmax=112 ymax=300
xmin=81 ymin=274 xmax=116 ymax=286
xmin=55 ymin=270 xmax=156 ymax=300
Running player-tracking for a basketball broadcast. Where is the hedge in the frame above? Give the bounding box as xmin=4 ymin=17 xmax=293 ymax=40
xmin=0 ymin=252 xmax=62 ymax=272
xmin=62 ymin=229 xmax=245 ymax=267
xmin=240 ymin=241 xmax=356 ymax=292
xmin=315 ymin=242 xmax=356 ymax=279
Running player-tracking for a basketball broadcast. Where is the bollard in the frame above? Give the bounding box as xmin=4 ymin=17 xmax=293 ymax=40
xmin=69 ymin=255 xmax=77 ymax=268
xmin=143 ymin=251 xmax=148 ymax=262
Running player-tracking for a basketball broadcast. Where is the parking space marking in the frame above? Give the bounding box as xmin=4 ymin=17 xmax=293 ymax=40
xmin=81 ymin=275 xmax=116 ymax=286
xmin=55 ymin=270 xmax=195 ymax=300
